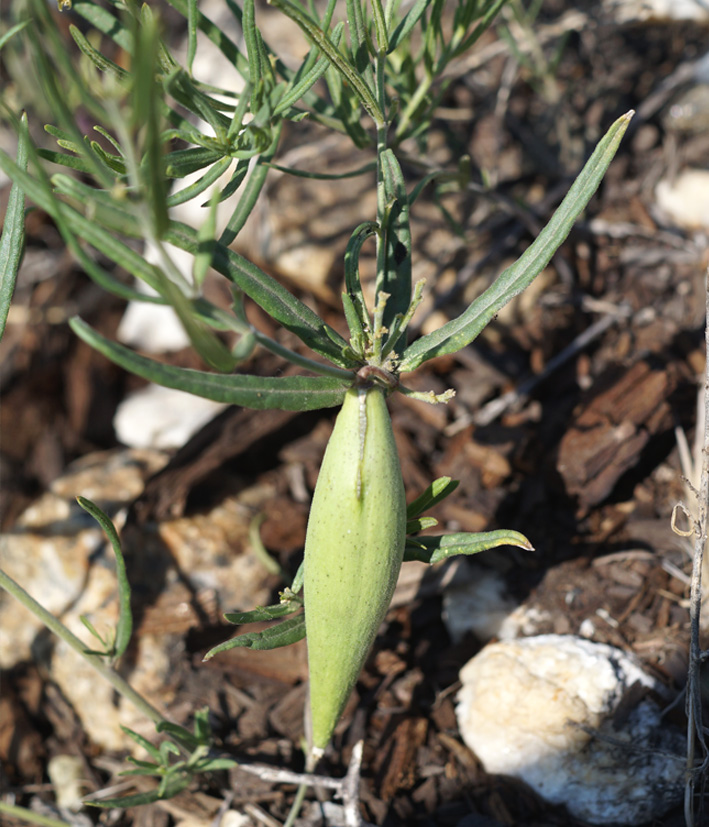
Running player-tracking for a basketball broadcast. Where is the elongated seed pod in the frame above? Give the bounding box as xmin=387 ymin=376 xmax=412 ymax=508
xmin=304 ymin=385 xmax=406 ymax=756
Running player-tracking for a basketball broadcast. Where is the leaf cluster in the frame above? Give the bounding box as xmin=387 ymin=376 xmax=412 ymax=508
xmin=0 ymin=0 xmax=629 ymax=413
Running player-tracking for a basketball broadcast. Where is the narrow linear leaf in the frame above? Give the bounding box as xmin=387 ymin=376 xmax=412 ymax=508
xmin=167 ymin=155 xmax=232 ymax=207
xmin=69 ymin=25 xmax=128 ymax=80
xmin=265 ymin=159 xmax=376 ymax=180
xmin=406 ymin=516 xmax=438 ymax=533
xmin=204 ymin=614 xmax=306 ymax=658
xmin=404 ymin=529 xmax=534 ymax=565
xmin=273 ymin=22 xmax=344 ymax=116
xmin=163 ymin=0 xmax=249 ymax=80
xmin=378 ymin=149 xmax=412 ymax=330
xmin=0 ymin=19 xmax=31 ymax=52
xmin=399 ymin=111 xmax=634 ymax=372
xmin=269 ymin=0 xmax=385 ymax=125
xmin=133 ymin=16 xmax=169 ymax=237
xmin=87 ymin=776 xmax=190 ymax=809
xmin=165 ymin=146 xmax=224 ymax=178
xmin=344 ymin=220 xmax=378 ymax=330
xmin=166 ymin=221 xmax=355 ymax=368
xmin=71 ymin=0 xmax=134 ymax=51
xmin=224 ymin=601 xmax=301 ymax=624
xmin=406 ymin=476 xmax=459 ymax=520
xmin=0 ymin=115 xmax=28 ymax=342
xmin=76 ymin=497 xmax=133 ymax=659
xmin=219 ymin=122 xmax=282 ymax=247
xmin=120 ymin=725 xmax=164 ymax=762
xmin=387 ymin=0 xmax=429 ymax=53
xmin=36 ymin=147 xmax=93 ymax=174
xmin=69 ymin=317 xmax=352 ymax=410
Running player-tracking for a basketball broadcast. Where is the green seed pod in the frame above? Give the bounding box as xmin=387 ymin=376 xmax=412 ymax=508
xmin=304 ymin=384 xmax=406 ymax=756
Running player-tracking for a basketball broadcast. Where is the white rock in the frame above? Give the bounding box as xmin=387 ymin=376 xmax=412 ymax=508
xmin=441 ymin=563 xmax=552 ymax=644
xmin=605 ymin=0 xmax=709 ymax=22
xmin=0 ymin=447 xmax=280 ymax=751
xmin=114 ymin=383 xmax=227 ymax=449
xmin=0 ymin=450 xmax=167 ymax=668
xmin=456 ymin=635 xmax=684 ymax=825
xmin=442 ymin=565 xmax=517 ymax=643
xmin=656 ymin=168 xmax=709 ymax=230
xmin=47 ymin=754 xmax=86 ymax=811
xmin=116 ymin=282 xmax=191 ymax=354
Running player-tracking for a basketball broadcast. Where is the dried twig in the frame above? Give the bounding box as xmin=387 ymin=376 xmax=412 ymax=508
xmin=684 ymin=264 xmax=709 ymax=826
xmin=238 ymin=742 xmax=368 ymax=827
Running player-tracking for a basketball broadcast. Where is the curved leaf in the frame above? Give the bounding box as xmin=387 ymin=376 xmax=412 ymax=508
xmin=70 ymin=317 xmax=352 ymax=410
xmin=404 ymin=529 xmax=534 ymax=565
xmin=399 ymin=111 xmax=633 ymax=372
xmin=203 ymin=614 xmax=306 ymax=658
xmin=0 ymin=115 xmax=28 ymax=342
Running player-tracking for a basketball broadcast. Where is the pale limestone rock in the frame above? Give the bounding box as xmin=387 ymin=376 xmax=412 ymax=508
xmin=0 ymin=530 xmax=98 ymax=668
xmin=114 ymin=383 xmax=227 ymax=450
xmin=442 ymin=565 xmax=517 ymax=643
xmin=47 ymin=755 xmax=87 ymax=811
xmin=0 ymin=449 xmax=168 ymax=667
xmin=605 ymin=0 xmax=709 ymax=22
xmin=656 ymin=168 xmax=709 ymax=231
xmin=456 ymin=635 xmax=684 ymax=825
xmin=1 ymin=447 xmax=276 ymax=751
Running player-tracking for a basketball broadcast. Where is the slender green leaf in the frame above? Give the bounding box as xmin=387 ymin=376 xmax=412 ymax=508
xmin=87 ymin=776 xmax=190 ymax=809
xmin=76 ymin=497 xmax=133 ymax=660
xmin=121 ymin=726 xmax=164 ymax=763
xmin=164 ymin=0 xmax=249 ymax=80
xmin=273 ymin=23 xmax=344 ymax=116
xmin=224 ymin=601 xmax=302 ymax=624
xmin=404 ymin=528 xmax=534 ymax=564
xmin=406 ymin=476 xmax=459 ymax=520
xmin=166 ymin=221 xmax=354 ymax=367
xmin=193 ymin=757 xmax=237 ymax=772
xmin=399 ymin=111 xmax=633 ymax=372
xmin=69 ymin=317 xmax=352 ymax=410
xmin=36 ymin=148 xmax=93 ymax=174
xmin=377 ymin=149 xmax=411 ymax=330
xmin=344 ymin=221 xmax=378 ymax=331
xmin=265 ymin=159 xmax=376 ymax=181
xmin=406 ymin=516 xmax=438 ymax=533
xmin=69 ymin=24 xmax=128 ymax=80
xmin=133 ymin=16 xmax=169 ymax=237
xmin=186 ymin=0 xmax=197 ymax=74
xmin=71 ymin=0 xmax=134 ymax=52
xmin=203 ymin=614 xmax=306 ymax=659
xmin=387 ymin=0 xmax=429 ymax=52
xmin=0 ymin=116 xmax=28 ymax=342
xmin=165 ymin=146 xmax=224 ymax=178
xmin=269 ymin=0 xmax=385 ymax=126
xmin=193 ymin=188 xmax=220 ymax=288
xmin=219 ymin=122 xmax=282 ymax=247
xmin=0 ymin=19 xmax=31 ymax=52
xmin=167 ymin=155 xmax=233 ymax=207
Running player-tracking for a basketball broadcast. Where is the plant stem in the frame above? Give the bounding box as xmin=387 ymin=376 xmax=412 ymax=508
xmin=252 ymin=329 xmax=357 ymax=379
xmin=372 ymin=120 xmax=389 ymax=359
xmin=0 ymin=567 xmax=169 ymax=730
xmin=0 ymin=802 xmax=72 ymax=827
xmin=684 ymin=262 xmax=709 ymax=827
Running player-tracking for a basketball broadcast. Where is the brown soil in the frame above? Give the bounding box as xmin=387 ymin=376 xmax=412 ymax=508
xmin=1 ymin=2 xmax=707 ymax=825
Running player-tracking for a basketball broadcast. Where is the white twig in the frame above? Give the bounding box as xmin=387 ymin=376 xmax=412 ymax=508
xmin=238 ymin=742 xmax=367 ymax=827
xmin=684 ymin=264 xmax=709 ymax=827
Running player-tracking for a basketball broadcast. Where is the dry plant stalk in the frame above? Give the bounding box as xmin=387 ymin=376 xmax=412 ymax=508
xmin=684 ymin=263 xmax=709 ymax=826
